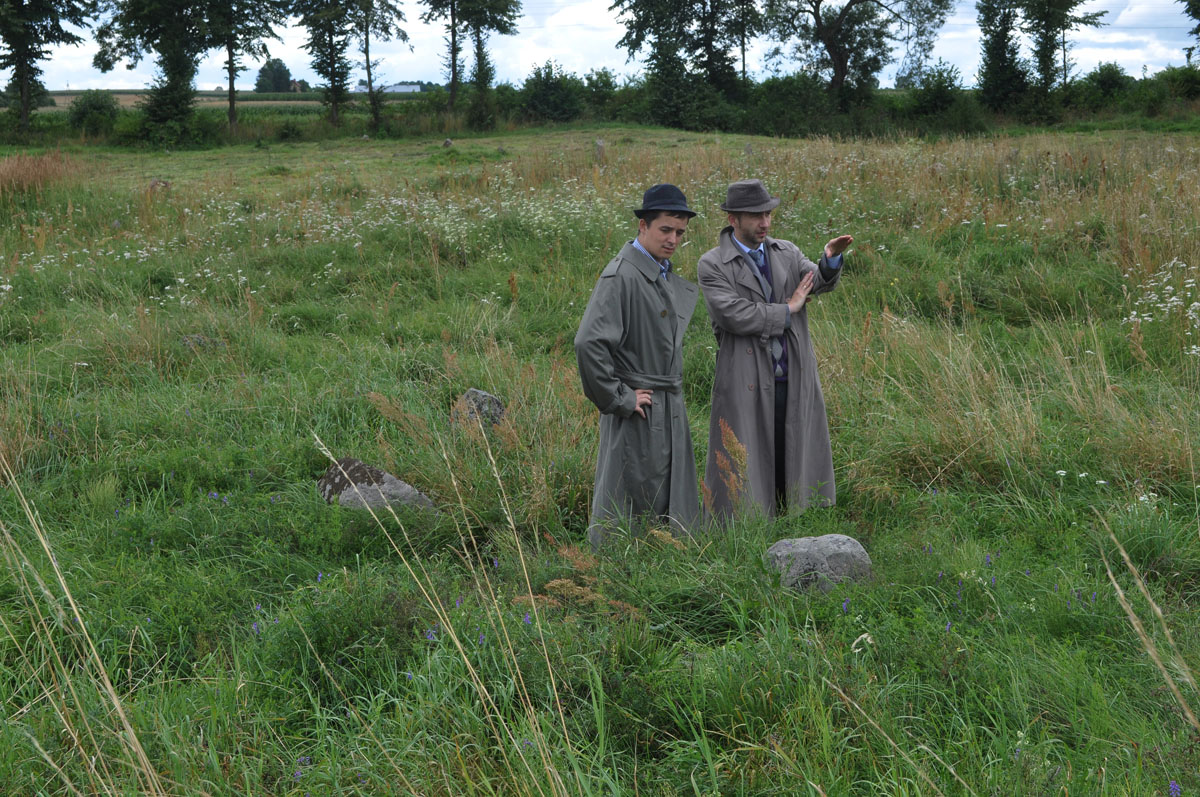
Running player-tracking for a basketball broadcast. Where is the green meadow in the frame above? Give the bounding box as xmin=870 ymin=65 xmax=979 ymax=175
xmin=1 ymin=126 xmax=1198 ymax=795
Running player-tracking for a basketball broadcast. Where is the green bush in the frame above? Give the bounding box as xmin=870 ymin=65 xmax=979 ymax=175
xmin=747 ymin=73 xmax=832 ymax=136
xmin=910 ymin=60 xmax=964 ymax=118
xmin=1154 ymin=64 xmax=1200 ymax=100
xmin=522 ymin=61 xmax=584 ymax=123
xmin=68 ymin=90 xmax=121 ymax=135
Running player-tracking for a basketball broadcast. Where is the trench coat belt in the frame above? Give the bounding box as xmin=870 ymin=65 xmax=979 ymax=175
xmin=615 ymin=369 xmax=682 ymax=393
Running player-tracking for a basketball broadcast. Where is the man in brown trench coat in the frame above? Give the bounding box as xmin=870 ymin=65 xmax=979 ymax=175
xmin=575 ymin=184 xmax=700 ymax=548
xmin=698 ymin=179 xmax=853 ymax=520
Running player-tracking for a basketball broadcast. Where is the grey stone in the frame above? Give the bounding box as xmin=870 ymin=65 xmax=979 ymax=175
xmin=451 ymin=388 xmax=505 ymax=427
xmin=181 ymin=334 xmax=226 ymax=351
xmin=317 ymin=457 xmax=434 ymax=511
xmin=764 ymin=534 xmax=872 ymax=593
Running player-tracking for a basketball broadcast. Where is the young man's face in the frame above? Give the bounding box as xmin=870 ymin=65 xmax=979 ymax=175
xmin=729 ymin=210 xmax=772 ymax=246
xmin=637 ymin=213 xmax=689 ymax=262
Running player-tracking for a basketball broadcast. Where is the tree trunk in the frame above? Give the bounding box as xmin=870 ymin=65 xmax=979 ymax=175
xmin=18 ymin=66 xmax=31 ymax=133
xmin=448 ymin=1 xmax=459 ymax=110
xmin=226 ymin=40 xmax=238 ymax=136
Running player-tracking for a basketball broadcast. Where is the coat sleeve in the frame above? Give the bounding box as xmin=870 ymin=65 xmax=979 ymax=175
xmin=698 ymin=253 xmax=789 ymax=339
xmin=574 ymin=273 xmax=637 ymax=417
xmin=785 ymin=244 xmax=841 ymax=297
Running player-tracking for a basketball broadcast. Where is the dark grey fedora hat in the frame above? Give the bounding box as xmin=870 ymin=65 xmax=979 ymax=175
xmin=720 ymin=179 xmax=780 ymax=213
xmin=633 ymin=183 xmax=696 ymax=218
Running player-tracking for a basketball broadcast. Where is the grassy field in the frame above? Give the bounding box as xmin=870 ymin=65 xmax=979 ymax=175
xmin=1 ymin=125 xmax=1198 ymax=795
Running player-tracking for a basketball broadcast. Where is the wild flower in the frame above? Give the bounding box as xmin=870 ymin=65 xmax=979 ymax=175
xmin=945 ymin=621 xmax=951 ymax=632
xmin=1169 ymin=780 xmax=1181 ymax=796
xmin=1056 ymin=470 xmax=1067 ymax=476
xmin=523 ymin=612 xmax=531 ymax=624
xmin=842 ymin=598 xmax=850 ymax=614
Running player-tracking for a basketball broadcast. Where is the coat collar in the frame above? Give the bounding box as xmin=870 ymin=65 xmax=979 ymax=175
xmin=717 ymin=226 xmax=780 ymax=300
xmin=620 ymin=240 xmax=666 ymax=282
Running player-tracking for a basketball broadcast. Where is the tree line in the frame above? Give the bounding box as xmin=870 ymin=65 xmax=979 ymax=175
xmin=2 ymin=0 xmax=1199 ymax=141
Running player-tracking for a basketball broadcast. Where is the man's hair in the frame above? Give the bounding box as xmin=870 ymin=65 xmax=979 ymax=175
xmin=640 ymin=210 xmax=691 ymax=224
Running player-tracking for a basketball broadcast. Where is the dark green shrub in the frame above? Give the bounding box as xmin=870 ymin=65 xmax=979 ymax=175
xmin=583 ymin=68 xmax=618 ymax=118
xmin=68 ymin=90 xmax=121 ymax=135
xmin=1068 ymin=62 xmax=1135 ymax=111
xmin=522 ymin=61 xmax=584 ymax=122
xmin=1154 ymin=64 xmax=1200 ymax=100
xmin=747 ymin=73 xmax=832 ymax=136
xmin=910 ymin=60 xmax=963 ymax=118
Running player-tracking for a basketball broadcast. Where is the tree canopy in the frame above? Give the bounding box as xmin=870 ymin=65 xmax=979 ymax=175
xmin=293 ymin=0 xmax=353 ymax=123
xmin=0 ymin=0 xmax=94 ymax=130
xmin=763 ymin=0 xmax=954 ymax=102
xmin=255 ymin=56 xmax=293 ymax=92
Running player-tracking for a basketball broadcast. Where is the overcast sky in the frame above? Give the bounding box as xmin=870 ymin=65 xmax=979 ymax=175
xmin=26 ymin=0 xmax=1198 ymax=92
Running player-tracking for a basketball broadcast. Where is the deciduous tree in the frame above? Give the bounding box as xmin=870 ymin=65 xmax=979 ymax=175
xmin=0 ymin=0 xmax=94 ymax=131
xmin=94 ymin=0 xmax=214 ymax=133
xmin=254 ymin=56 xmax=292 ymax=92
xmin=1019 ymin=0 xmax=1105 ymax=91
xmin=209 ymin=0 xmax=288 ymax=134
xmin=611 ymin=0 xmax=742 ymax=100
xmin=976 ymin=0 xmax=1028 ymax=111
xmin=1181 ymin=0 xmax=1199 ymax=63
xmin=422 ymin=0 xmax=518 ymax=111
xmin=763 ymin=0 xmax=953 ymax=103
xmin=349 ymin=0 xmax=406 ymax=130
xmin=293 ymin=0 xmax=353 ymax=123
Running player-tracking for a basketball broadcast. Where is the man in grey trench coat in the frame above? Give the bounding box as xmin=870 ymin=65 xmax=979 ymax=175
xmin=575 ymin=184 xmax=700 ymax=548
xmin=698 ymin=179 xmax=853 ymax=520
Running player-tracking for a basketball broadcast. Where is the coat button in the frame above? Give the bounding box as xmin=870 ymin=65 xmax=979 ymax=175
xmin=661 ymin=309 xmax=668 ymax=318
xmin=746 ymin=347 xmax=752 ymax=354
xmin=748 ymin=383 xmax=756 ymax=391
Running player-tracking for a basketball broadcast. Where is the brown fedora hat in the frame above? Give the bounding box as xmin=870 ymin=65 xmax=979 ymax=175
xmin=720 ymin=179 xmax=780 ymax=213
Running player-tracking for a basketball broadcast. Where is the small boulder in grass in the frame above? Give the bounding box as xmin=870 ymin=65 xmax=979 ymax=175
xmin=764 ymin=534 xmax=872 ymax=594
xmin=317 ymin=457 xmax=434 ymax=511
xmin=451 ymin=388 xmax=505 ymax=427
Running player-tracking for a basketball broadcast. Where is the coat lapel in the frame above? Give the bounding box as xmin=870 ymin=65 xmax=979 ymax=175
xmin=766 ymin=238 xmax=792 ymax=295
xmin=719 ymin=230 xmax=768 ymax=300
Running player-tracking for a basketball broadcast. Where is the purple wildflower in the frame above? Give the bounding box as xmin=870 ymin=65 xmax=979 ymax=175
xmin=317 ymin=571 xmax=322 ymax=583
xmin=1170 ymin=780 xmax=1181 ymax=797
xmin=945 ymin=621 xmax=951 ymax=632
xmin=523 ymin=612 xmax=531 ymax=625
xmin=842 ymin=598 xmax=850 ymax=614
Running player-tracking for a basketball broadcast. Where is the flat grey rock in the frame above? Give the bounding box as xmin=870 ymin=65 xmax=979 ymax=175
xmin=765 ymin=534 xmax=872 ymax=593
xmin=317 ymin=457 xmax=434 ymax=512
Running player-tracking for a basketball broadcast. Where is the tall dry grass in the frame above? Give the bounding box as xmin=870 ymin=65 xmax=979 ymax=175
xmin=0 ymin=152 xmax=75 ymax=197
